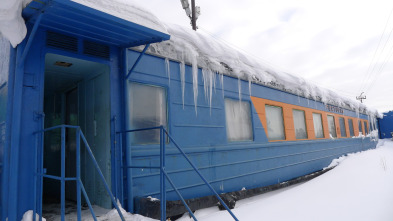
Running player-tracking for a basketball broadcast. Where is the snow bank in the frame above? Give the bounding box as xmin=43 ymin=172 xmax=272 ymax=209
xmin=178 ymin=139 xmax=393 ymax=221
xmin=21 ymin=210 xmax=46 ymax=221
xmin=143 ymin=23 xmax=380 ymax=118
xmin=0 ymin=0 xmax=167 ymax=48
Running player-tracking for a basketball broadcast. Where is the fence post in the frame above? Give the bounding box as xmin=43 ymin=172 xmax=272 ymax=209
xmin=160 ymin=126 xmax=166 ymax=221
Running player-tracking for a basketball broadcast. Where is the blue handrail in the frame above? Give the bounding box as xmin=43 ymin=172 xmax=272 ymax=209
xmin=120 ymin=126 xmax=239 ymax=221
xmin=34 ymin=125 xmax=125 ymax=221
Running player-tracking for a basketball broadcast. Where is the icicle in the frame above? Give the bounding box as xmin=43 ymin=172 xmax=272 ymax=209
xmin=248 ymin=78 xmax=252 ymax=97
xmin=192 ymin=63 xmax=198 ymax=115
xmin=209 ymin=71 xmax=216 ymax=113
xmin=220 ymin=73 xmax=224 ymax=97
xmin=180 ymin=62 xmax=185 ymax=109
xmin=213 ymin=72 xmax=217 ymax=94
xmin=202 ymin=69 xmax=216 ymax=114
xmin=165 ymin=58 xmax=170 ymax=86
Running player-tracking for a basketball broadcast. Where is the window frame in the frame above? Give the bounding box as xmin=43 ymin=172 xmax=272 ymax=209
xmin=265 ymin=104 xmax=286 ymax=141
xmin=292 ymin=109 xmax=308 ymax=140
xmin=224 ymin=98 xmax=254 ymax=142
xmin=327 ymin=114 xmax=337 ymax=138
xmin=348 ymin=118 xmax=355 ymax=137
xmin=338 ymin=117 xmax=347 ymax=138
xmin=312 ymin=112 xmax=325 ymax=139
xmin=363 ymin=120 xmax=369 ymax=135
xmin=127 ymin=81 xmax=169 ymax=146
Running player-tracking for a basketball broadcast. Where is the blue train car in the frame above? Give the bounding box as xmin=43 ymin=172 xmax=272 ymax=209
xmin=379 ymin=111 xmax=393 ymax=139
xmin=0 ymin=0 xmax=379 ymax=220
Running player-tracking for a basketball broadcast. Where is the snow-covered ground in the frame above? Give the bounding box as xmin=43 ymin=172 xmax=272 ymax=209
xmin=178 ymin=139 xmax=393 ymax=221
xmin=31 ymin=138 xmax=393 ymax=221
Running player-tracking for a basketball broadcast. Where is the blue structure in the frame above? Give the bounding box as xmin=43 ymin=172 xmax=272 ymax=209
xmin=379 ymin=111 xmax=393 ymax=139
xmin=0 ymin=0 xmax=378 ymax=220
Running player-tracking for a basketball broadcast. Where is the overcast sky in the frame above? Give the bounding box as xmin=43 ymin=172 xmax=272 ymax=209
xmin=135 ymin=0 xmax=393 ymax=113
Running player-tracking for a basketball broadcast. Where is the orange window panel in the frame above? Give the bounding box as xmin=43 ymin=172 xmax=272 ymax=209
xmin=250 ymin=96 xmax=368 ymax=141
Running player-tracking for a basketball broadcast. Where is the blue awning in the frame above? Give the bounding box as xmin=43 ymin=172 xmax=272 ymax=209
xmin=22 ymin=0 xmax=170 ymax=47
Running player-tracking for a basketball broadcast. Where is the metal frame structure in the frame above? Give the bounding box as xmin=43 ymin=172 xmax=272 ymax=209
xmin=118 ymin=126 xmax=239 ymax=221
xmin=34 ymin=125 xmax=125 ymax=221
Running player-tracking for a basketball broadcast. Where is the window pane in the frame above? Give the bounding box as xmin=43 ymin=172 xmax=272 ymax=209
xmin=312 ymin=113 xmax=324 ymax=138
xmin=293 ymin=109 xmax=307 ymax=139
xmin=348 ymin=118 xmax=354 ymax=137
xmin=225 ymin=99 xmax=253 ymax=141
xmin=358 ymin=120 xmax=363 ymax=135
xmin=129 ymin=82 xmax=167 ymax=144
xmin=265 ymin=105 xmax=285 ymax=141
xmin=363 ymin=121 xmax=368 ymax=135
xmin=327 ymin=115 xmax=337 ymax=138
xmin=339 ymin=117 xmax=347 ymax=137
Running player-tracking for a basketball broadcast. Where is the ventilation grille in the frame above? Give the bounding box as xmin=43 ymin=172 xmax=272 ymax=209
xmin=46 ymin=31 xmax=78 ymax=52
xmin=83 ymin=40 xmax=110 ymax=59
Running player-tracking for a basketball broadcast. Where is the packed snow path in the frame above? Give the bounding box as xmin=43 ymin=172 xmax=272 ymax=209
xmin=32 ymin=139 xmax=393 ymax=221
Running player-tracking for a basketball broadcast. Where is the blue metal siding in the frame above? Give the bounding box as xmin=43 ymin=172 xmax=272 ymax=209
xmin=379 ymin=111 xmax=393 ymax=139
xmin=124 ymin=49 xmax=377 ymax=209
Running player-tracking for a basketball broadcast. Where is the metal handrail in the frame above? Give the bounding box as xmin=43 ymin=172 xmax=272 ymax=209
xmin=34 ymin=125 xmax=125 ymax=221
xmin=121 ymin=126 xmax=238 ymax=221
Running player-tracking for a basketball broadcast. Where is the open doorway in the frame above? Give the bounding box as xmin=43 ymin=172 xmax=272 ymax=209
xmin=42 ymin=53 xmax=112 ymax=210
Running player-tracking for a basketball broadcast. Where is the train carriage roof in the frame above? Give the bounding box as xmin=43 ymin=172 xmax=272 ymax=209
xmin=137 ymin=23 xmax=380 ymax=117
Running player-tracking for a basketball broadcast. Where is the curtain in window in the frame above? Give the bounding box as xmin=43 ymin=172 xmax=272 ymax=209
xmin=225 ymin=99 xmax=253 ymax=141
xmin=312 ymin=113 xmax=324 ymax=138
xmin=128 ymin=82 xmax=167 ymax=144
xmin=265 ymin=105 xmax=285 ymax=140
xmin=339 ymin=117 xmax=347 ymax=137
xmin=327 ymin=115 xmax=337 ymax=138
xmin=293 ymin=109 xmax=307 ymax=139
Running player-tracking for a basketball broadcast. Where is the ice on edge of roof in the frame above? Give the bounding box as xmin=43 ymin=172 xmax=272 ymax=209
xmin=140 ymin=23 xmax=380 ymax=118
xmin=0 ymin=0 xmax=380 ymax=118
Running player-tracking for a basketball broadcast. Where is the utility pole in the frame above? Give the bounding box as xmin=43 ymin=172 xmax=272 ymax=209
xmin=180 ymin=0 xmax=200 ymax=31
xmin=191 ymin=0 xmax=197 ymax=30
xmin=356 ymin=92 xmax=366 ymax=103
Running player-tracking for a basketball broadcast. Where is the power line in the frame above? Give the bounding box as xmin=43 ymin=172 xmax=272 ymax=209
xmin=359 ymin=7 xmax=393 ymax=94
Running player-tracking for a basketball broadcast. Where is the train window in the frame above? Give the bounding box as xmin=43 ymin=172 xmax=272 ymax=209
xmin=348 ymin=118 xmax=355 ymax=137
xmin=358 ymin=120 xmax=363 ymax=135
xmin=225 ymin=99 xmax=253 ymax=141
xmin=265 ymin=105 xmax=285 ymax=140
xmin=339 ymin=117 xmax=347 ymax=137
xmin=293 ymin=109 xmax=307 ymax=139
xmin=327 ymin=115 xmax=337 ymax=138
xmin=312 ymin=113 xmax=324 ymax=138
xmin=128 ymin=82 xmax=167 ymax=145
xmin=363 ymin=121 xmax=368 ymax=135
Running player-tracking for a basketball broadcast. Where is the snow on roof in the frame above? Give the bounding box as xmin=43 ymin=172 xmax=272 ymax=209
xmin=70 ymin=0 xmax=168 ymax=34
xmin=0 ymin=0 xmax=28 ymax=47
xmin=143 ymin=23 xmax=380 ymax=117
xmin=0 ymin=0 xmax=167 ymax=48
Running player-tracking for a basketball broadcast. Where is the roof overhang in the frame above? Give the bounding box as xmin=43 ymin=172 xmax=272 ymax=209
xmin=22 ymin=0 xmax=170 ymax=48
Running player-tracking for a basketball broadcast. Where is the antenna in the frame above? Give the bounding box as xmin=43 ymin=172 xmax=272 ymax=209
xmin=180 ymin=0 xmax=201 ymax=30
xmin=356 ymin=92 xmax=367 ymax=103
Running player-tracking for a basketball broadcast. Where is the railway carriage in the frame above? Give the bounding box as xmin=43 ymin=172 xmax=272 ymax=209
xmin=0 ymin=0 xmax=379 ymax=220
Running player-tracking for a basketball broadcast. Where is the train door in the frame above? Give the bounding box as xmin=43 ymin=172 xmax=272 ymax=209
xmin=42 ymin=53 xmax=111 ymax=209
